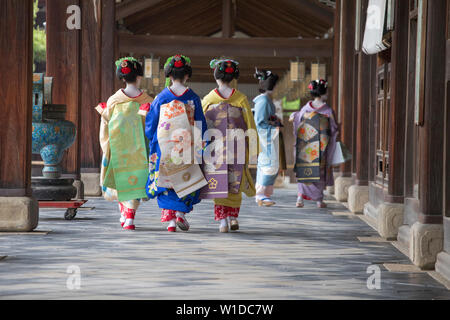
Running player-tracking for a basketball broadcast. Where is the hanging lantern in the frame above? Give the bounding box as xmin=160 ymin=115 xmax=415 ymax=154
xmin=145 ymin=57 xmax=160 ymax=79
xmin=290 ymin=61 xmax=305 ymax=82
xmin=311 ymin=63 xmax=326 ymax=81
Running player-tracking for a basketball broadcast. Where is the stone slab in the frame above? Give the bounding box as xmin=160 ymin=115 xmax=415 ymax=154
xmin=0 ymin=187 xmax=448 ymax=299
xmin=81 ymin=173 xmax=102 ymax=197
xmin=0 ymin=197 xmax=39 ymax=232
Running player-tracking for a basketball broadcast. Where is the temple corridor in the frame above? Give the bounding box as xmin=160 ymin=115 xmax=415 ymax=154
xmin=1 ymin=0 xmax=450 ymax=300
xmin=0 ymin=188 xmax=449 ymax=300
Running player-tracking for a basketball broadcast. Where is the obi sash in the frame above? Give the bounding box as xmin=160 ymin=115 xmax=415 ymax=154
xmin=157 ymin=100 xmax=207 ymax=198
xmin=295 ymin=112 xmax=331 ymax=183
xmin=103 ymin=101 xmax=149 ymax=202
xmin=201 ymin=103 xmax=247 ymax=199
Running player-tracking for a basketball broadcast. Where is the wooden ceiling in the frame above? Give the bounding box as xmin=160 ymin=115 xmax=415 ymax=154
xmin=118 ymin=0 xmax=334 ymax=38
xmin=116 ymin=0 xmax=335 ymax=83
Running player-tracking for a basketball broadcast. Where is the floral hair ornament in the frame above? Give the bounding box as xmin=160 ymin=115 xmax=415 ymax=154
xmin=115 ymin=57 xmax=139 ymax=75
xmin=210 ymin=58 xmax=239 ymax=70
xmin=164 ymin=54 xmax=192 ymax=87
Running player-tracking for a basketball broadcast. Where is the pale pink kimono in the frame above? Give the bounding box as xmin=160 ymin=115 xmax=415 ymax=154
xmin=290 ymin=102 xmax=338 ymax=201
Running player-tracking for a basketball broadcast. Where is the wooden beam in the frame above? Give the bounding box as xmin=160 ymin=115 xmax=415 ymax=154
xmin=0 ymin=0 xmax=33 ymax=196
xmin=119 ymin=34 xmax=333 ymax=58
xmin=278 ymin=0 xmax=334 ymax=26
xmin=222 ymin=0 xmax=235 ymax=38
xmin=116 ymin=0 xmax=163 ymax=21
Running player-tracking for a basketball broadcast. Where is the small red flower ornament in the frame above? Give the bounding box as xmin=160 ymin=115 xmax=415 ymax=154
xmin=174 ymin=60 xmax=184 ymax=68
xmin=225 ymin=67 xmax=234 ymax=74
xmin=121 ymin=67 xmax=131 ymax=74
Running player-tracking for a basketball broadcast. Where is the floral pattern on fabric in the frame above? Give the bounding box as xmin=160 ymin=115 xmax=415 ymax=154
xmin=161 ymin=209 xmax=177 ymax=222
xmin=214 ymin=205 xmax=240 ymax=221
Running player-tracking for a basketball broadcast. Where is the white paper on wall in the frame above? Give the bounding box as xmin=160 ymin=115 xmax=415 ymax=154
xmin=362 ymin=0 xmax=387 ymax=55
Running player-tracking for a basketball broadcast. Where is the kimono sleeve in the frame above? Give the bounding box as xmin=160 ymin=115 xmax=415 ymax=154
xmin=241 ymin=96 xmax=259 ymax=164
xmin=194 ymin=96 xmax=208 ymax=136
xmin=254 ymin=97 xmax=275 ymax=131
xmin=145 ymin=97 xmax=161 ymax=149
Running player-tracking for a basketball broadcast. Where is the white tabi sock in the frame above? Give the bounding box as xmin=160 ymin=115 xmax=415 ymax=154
xmin=168 ymin=219 xmax=176 ymax=229
xmin=123 ymin=217 xmax=134 ymax=228
xmin=220 ymin=219 xmax=228 ymax=228
xmin=176 ymin=211 xmax=185 ymax=220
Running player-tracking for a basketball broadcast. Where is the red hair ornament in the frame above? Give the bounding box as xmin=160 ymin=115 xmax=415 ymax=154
xmin=121 ymin=67 xmax=131 ymax=75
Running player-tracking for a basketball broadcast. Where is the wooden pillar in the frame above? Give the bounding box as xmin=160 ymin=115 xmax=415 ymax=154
xmin=0 ymin=0 xmax=34 ymax=196
xmin=46 ymin=0 xmax=82 ymax=181
xmin=355 ymin=0 xmax=371 ymax=186
xmin=101 ymin=0 xmax=117 ymax=103
xmin=0 ymin=0 xmax=38 ymax=231
xmin=79 ymin=0 xmax=116 ymax=195
xmin=331 ymin=0 xmax=341 ymax=118
xmin=222 ymin=0 xmax=235 ymax=38
xmin=419 ymin=0 xmax=447 ymax=221
xmin=386 ymin=0 xmax=409 ymax=202
xmin=338 ymin=0 xmax=356 ymax=177
xmin=80 ymin=0 xmax=102 ymax=173
xmin=444 ymin=2 xmax=450 ymax=218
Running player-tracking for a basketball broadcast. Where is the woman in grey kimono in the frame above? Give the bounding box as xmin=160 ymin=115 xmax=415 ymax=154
xmin=253 ymin=69 xmax=281 ymax=207
xmin=289 ymin=79 xmax=338 ymax=208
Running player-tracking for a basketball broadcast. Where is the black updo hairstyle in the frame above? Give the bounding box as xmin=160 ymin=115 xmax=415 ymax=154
xmin=255 ymin=69 xmax=279 ymax=93
xmin=164 ymin=55 xmax=193 ymax=84
xmin=115 ymin=57 xmax=144 ymax=83
xmin=309 ymin=79 xmax=328 ymax=97
xmin=211 ymin=59 xmax=240 ymax=83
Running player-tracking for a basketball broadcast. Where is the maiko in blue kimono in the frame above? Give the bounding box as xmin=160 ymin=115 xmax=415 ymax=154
xmin=145 ymin=87 xmax=207 ymax=212
xmin=145 ymin=55 xmax=208 ymax=232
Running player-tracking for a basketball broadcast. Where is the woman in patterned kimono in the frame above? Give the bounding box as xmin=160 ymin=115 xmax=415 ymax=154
xmin=96 ymin=57 xmax=153 ymax=230
xmin=145 ymin=55 xmax=208 ymax=232
xmin=289 ymin=80 xmax=338 ymax=208
xmin=202 ymin=59 xmax=257 ymax=233
xmin=253 ymin=69 xmax=281 ymax=207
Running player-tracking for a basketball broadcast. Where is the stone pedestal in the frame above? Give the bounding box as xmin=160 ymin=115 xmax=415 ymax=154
xmin=348 ymin=185 xmax=369 ymax=213
xmin=0 ymin=197 xmax=39 ymax=232
xmin=364 ymin=201 xmax=404 ymax=239
xmin=334 ymin=177 xmax=353 ymax=202
xmin=410 ymin=222 xmax=444 ymax=270
xmin=326 ymin=186 xmax=335 ymax=195
xmin=81 ymin=172 xmax=102 ymax=197
xmin=436 ymin=251 xmax=450 ymax=283
xmin=377 ymin=203 xmax=404 ymax=239
xmin=32 ymin=177 xmax=77 ymax=201
xmin=73 ymin=180 xmax=85 ymax=200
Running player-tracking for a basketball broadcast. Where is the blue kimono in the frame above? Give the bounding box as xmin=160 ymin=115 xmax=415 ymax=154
xmin=253 ymin=94 xmax=280 ymax=187
xmin=145 ymin=88 xmax=208 ymax=213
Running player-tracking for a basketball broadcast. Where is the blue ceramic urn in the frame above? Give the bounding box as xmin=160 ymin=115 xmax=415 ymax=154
xmin=32 ymin=74 xmax=76 ymax=178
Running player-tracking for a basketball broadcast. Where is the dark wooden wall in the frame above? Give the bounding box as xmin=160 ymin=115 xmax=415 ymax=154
xmin=0 ymin=0 xmax=34 ymax=196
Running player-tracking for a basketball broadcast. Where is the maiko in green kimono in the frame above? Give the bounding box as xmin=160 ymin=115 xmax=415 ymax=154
xmin=97 ymin=57 xmax=153 ymax=230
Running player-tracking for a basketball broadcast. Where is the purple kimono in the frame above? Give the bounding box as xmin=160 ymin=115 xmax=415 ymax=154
xmin=291 ymin=101 xmax=338 ymax=201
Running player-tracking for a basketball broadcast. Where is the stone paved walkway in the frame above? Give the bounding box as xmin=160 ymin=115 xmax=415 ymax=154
xmin=0 ymin=186 xmax=449 ymax=300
